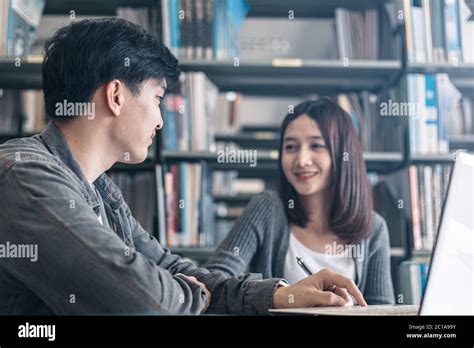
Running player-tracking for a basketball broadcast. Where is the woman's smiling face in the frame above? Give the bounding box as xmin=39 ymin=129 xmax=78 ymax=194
xmin=281 ymin=114 xmax=332 ymax=196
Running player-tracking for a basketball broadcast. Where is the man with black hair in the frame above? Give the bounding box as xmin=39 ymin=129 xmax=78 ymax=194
xmin=0 ymin=18 xmax=366 ymax=315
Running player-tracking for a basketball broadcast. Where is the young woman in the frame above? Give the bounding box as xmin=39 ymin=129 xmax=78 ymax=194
xmin=206 ymin=98 xmax=395 ymax=305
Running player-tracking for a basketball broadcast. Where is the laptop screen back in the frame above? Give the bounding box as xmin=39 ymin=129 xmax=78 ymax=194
xmin=420 ymin=152 xmax=474 ymax=315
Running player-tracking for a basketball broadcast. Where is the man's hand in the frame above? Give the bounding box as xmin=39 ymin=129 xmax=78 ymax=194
xmin=176 ymin=273 xmax=211 ymax=308
xmin=272 ymin=268 xmax=367 ymax=309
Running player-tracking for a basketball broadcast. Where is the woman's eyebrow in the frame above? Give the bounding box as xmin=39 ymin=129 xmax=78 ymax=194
xmin=283 ymin=135 xmax=323 ymax=142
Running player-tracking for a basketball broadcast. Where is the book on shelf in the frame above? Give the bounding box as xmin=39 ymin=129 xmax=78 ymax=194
xmin=454 ymin=95 xmax=474 ymax=136
xmin=213 ymin=92 xmax=405 ymax=154
xmin=0 ymin=89 xmax=47 ymax=135
xmin=398 ymin=259 xmax=429 ymax=305
xmin=116 ymin=5 xmax=162 ymax=39
xmin=401 ymin=0 xmax=474 ymax=63
xmin=372 ymin=178 xmax=407 ymax=254
xmin=156 ymin=162 xmax=214 ymax=247
xmin=0 ymin=89 xmax=21 ymax=134
xmin=408 ymin=163 xmax=452 ymax=251
xmin=403 ymin=73 xmax=464 ymax=155
xmin=0 ymin=0 xmax=45 ymax=57
xmin=108 ymin=172 xmax=157 ymax=235
xmin=337 ymin=91 xmax=404 ymax=153
xmin=161 ymin=72 xmax=218 ymax=152
xmin=161 ymin=0 xmax=248 ymax=60
xmin=335 ymin=7 xmax=380 ymax=60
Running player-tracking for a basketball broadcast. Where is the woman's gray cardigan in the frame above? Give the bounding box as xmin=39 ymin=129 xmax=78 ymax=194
xmin=205 ymin=190 xmax=395 ymax=305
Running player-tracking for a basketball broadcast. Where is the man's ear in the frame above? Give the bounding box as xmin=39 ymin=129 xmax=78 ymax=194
xmin=105 ymin=80 xmax=125 ymax=117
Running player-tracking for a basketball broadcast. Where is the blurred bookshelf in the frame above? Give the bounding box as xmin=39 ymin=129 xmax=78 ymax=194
xmin=246 ymin=0 xmax=390 ymax=18
xmin=1 ymin=0 xmax=474 ymax=305
xmin=0 ymin=57 xmax=43 ymax=89
xmin=161 ymin=150 xmax=405 ymax=174
xmin=43 ymin=0 xmax=159 ymax=15
xmin=0 ymin=57 xmax=402 ymax=95
xmin=180 ymin=59 xmax=402 ymax=96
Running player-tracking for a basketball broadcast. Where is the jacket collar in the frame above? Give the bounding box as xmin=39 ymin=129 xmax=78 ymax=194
xmin=40 ymin=121 xmax=123 ymax=209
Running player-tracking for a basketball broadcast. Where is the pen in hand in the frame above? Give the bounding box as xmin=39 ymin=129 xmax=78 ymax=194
xmin=295 ymin=256 xmax=358 ymax=306
xmin=296 ymin=256 xmax=313 ymax=276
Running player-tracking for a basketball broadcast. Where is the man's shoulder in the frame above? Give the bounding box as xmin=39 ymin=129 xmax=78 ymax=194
xmin=0 ymin=135 xmax=63 ymax=174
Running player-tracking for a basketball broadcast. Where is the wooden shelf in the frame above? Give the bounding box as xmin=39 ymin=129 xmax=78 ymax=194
xmin=214 ymin=194 xmax=253 ymax=204
xmin=411 ymin=249 xmax=432 ymax=258
xmin=43 ymin=0 xmax=159 ymax=16
xmin=247 ymin=0 xmax=389 ymax=18
xmin=215 ymin=132 xmax=279 ymax=148
xmin=390 ymin=247 xmax=406 ymax=257
xmin=180 ymin=59 xmax=402 ymax=96
xmin=450 ymin=135 xmax=474 ymax=151
xmin=42 ymin=0 xmax=390 ymax=18
xmin=409 ymin=153 xmax=457 ymax=164
xmin=407 ymin=63 xmax=474 ymax=96
xmin=0 ymin=57 xmax=43 ymax=89
xmin=162 ymin=150 xmax=404 ymax=174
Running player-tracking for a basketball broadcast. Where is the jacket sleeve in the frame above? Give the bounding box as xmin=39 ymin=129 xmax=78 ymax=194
xmin=204 ymin=191 xmax=274 ymax=277
xmin=0 ymin=159 xmax=208 ymax=315
xmin=129 ymin=195 xmax=282 ymax=314
xmin=364 ymin=214 xmax=395 ymax=305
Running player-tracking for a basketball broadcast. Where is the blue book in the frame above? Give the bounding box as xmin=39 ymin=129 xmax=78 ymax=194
xmin=419 ymin=263 xmax=428 ymax=297
xmin=424 ymin=74 xmax=438 ymax=154
xmin=162 ymin=96 xmax=178 ymax=150
xmin=444 ymin=0 xmax=462 ymax=63
xmin=168 ymin=0 xmax=180 ymax=57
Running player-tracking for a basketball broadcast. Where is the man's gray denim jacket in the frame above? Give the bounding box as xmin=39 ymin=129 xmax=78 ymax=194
xmin=0 ymin=121 xmax=281 ymax=315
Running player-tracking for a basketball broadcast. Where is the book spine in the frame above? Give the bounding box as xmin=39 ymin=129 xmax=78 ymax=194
xmin=444 ymin=0 xmax=462 ymax=63
xmin=424 ymin=74 xmax=438 ymax=154
xmin=409 ymin=165 xmax=422 ymax=250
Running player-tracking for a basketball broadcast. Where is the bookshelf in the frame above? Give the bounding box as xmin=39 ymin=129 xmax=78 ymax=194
xmin=0 ymin=58 xmax=403 ymax=95
xmin=1 ymin=1 xmax=473 ymax=300
xmin=43 ymin=0 xmax=160 ymax=16
xmin=246 ymin=0 xmax=390 ymax=18
xmin=180 ymin=59 xmax=402 ymax=96
xmin=450 ymin=134 xmax=474 ymax=151
xmin=409 ymin=153 xmax=458 ymax=164
xmin=215 ymin=132 xmax=279 ymax=148
xmin=0 ymin=57 xmax=43 ymax=89
xmin=407 ymin=62 xmax=474 ymax=95
xmin=162 ymin=150 xmax=405 ymax=174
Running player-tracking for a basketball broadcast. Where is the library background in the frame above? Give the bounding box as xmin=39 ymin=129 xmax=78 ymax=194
xmin=0 ymin=0 xmax=473 ymax=306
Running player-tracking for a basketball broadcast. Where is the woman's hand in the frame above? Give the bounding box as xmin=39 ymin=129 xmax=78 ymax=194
xmin=272 ymin=268 xmax=367 ymax=309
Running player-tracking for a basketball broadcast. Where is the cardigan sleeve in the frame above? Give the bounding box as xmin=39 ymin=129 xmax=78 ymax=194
xmin=363 ymin=213 xmax=395 ymax=304
xmin=205 ymin=191 xmax=274 ymax=277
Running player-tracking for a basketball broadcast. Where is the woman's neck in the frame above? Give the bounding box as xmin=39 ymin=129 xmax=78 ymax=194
xmin=299 ymin=190 xmax=332 ymax=235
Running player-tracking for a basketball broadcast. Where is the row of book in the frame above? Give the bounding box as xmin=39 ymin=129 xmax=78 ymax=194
xmin=0 ymin=0 xmax=45 ymax=57
xmin=161 ymin=72 xmax=218 ymax=152
xmin=402 ymin=0 xmax=473 ymax=63
xmin=453 ymin=95 xmax=474 ymax=135
xmin=337 ymin=91 xmax=404 ymax=152
xmin=0 ymin=89 xmax=47 ymax=134
xmin=405 ymin=74 xmax=463 ymax=154
xmin=398 ymin=260 xmax=429 ymax=304
xmin=156 ymin=162 xmax=214 ymax=247
xmin=335 ymin=8 xmax=380 ymax=60
xmin=161 ymin=0 xmax=249 ymax=60
xmin=408 ymin=163 xmax=452 ymax=251
xmin=108 ymin=172 xmax=156 ymax=234
xmin=116 ymin=6 xmax=161 ymax=39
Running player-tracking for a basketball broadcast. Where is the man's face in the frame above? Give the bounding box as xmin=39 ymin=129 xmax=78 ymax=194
xmin=114 ymin=79 xmax=166 ymax=163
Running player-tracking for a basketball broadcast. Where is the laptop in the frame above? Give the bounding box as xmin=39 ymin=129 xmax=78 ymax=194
xmin=270 ymin=151 xmax=474 ymax=316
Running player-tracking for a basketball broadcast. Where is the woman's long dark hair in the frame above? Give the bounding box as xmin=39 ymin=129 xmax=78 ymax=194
xmin=278 ymin=97 xmax=373 ymax=242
